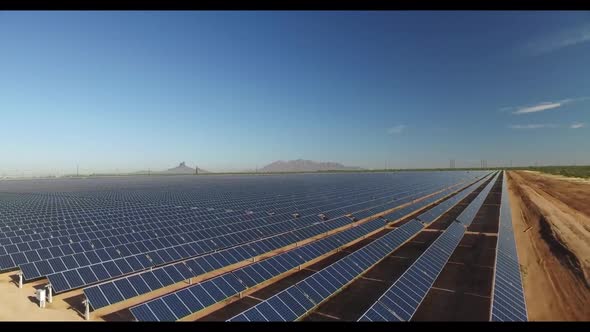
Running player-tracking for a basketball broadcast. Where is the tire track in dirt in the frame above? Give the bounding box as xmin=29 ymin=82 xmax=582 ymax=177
xmin=507 ymin=171 xmax=590 ymax=321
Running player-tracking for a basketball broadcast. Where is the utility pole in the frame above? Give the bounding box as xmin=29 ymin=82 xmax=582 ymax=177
xmin=195 ymin=165 xmax=198 ymax=175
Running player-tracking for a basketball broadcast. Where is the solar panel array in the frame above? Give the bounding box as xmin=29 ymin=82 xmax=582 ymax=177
xmin=227 ymin=220 xmax=425 ymax=322
xmin=358 ymin=172 xmax=500 ymax=321
xmin=1 ymin=173 xmax=488 ymax=288
xmin=490 ymin=171 xmax=528 ymax=321
xmin=95 ymin=173 xmax=487 ymax=314
xmin=46 ymin=176 xmax=470 ymax=293
xmin=127 ymin=217 xmax=387 ymax=321
xmin=225 ymin=173 xmax=496 ymax=322
xmin=6 ymin=174 xmax=476 ymax=288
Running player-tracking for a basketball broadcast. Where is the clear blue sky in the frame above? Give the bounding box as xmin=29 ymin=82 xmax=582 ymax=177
xmin=1 ymin=11 xmax=589 ymax=174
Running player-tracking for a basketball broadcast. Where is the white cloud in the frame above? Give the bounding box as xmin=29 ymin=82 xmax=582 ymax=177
xmin=509 ymin=124 xmax=558 ymax=130
xmin=570 ymin=122 xmax=585 ymax=129
xmin=513 ymin=102 xmax=563 ymax=114
xmin=387 ymin=125 xmax=406 ymax=135
xmin=526 ymin=22 xmax=590 ymax=55
xmin=509 ymin=97 xmax=588 ymax=115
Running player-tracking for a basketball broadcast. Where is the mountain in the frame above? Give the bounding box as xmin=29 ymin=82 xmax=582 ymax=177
xmin=260 ymin=159 xmax=363 ymax=173
xmin=165 ymin=162 xmax=209 ymax=174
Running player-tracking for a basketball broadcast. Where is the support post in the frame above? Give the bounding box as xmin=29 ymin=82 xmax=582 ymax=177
xmin=46 ymin=284 xmax=53 ymax=303
xmin=189 ymin=278 xmax=192 ymax=285
xmin=84 ymin=299 xmax=90 ymax=321
xmin=18 ymin=272 xmax=23 ymax=289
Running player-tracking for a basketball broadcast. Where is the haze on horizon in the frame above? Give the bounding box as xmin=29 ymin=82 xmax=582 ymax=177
xmin=1 ymin=11 xmax=589 ymax=176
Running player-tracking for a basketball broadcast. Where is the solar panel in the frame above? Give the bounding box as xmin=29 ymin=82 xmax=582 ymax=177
xmin=227 ymin=218 xmax=430 ymax=321
xmin=358 ymin=175 xmax=500 ymax=322
xmin=4 ymin=173 xmax=493 ymax=310
xmin=490 ymin=172 xmax=528 ymax=322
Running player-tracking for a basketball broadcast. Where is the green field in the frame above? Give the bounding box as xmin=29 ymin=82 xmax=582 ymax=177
xmin=524 ymin=166 xmax=590 ymax=179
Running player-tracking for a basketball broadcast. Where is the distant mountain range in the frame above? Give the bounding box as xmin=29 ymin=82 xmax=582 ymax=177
xmin=260 ymin=159 xmax=363 ymax=173
xmin=130 ymin=160 xmax=360 ymax=175
xmin=165 ymin=162 xmax=208 ymax=174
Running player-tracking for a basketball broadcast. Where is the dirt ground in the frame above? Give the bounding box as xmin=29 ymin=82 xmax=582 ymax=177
xmin=0 ymin=272 xmax=84 ymax=321
xmin=507 ymin=171 xmax=590 ymax=321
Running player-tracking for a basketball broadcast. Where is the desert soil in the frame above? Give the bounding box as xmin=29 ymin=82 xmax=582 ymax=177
xmin=506 ymin=171 xmax=590 ymax=321
xmin=0 ymin=272 xmax=84 ymax=321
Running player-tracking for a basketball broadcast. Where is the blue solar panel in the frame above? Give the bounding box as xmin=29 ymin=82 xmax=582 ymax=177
xmin=100 ymin=282 xmax=125 ymax=304
xmin=145 ymin=298 xmax=178 ymax=321
xmin=85 ymin=286 xmax=109 ymax=310
xmin=357 ymin=175 xmax=499 ymax=321
xmin=491 ymin=172 xmax=528 ymax=322
xmin=160 ymin=293 xmax=191 ymax=320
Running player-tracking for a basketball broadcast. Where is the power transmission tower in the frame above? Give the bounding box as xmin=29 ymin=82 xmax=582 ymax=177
xmin=77 ymin=164 xmax=79 ymax=177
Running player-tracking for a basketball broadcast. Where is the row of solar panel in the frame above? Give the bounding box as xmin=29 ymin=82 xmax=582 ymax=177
xmin=45 ymin=215 xmax=347 ymax=293
xmin=132 ymin=174 xmax=494 ymax=320
xmin=1 ymin=173 xmax=438 ymax=215
xmin=358 ymin=172 xmax=500 ymax=321
xmin=358 ymin=221 xmax=466 ymax=321
xmin=50 ymin=178 xmax=453 ymax=294
xmin=86 ymin=216 xmax=385 ymax=310
xmin=93 ymin=178 xmax=483 ymax=314
xmin=15 ymin=213 xmax=317 ymax=275
xmin=14 ymin=186 xmax=421 ymax=275
xmin=0 ymin=182 xmax=409 ymax=243
xmin=3 ymin=175 xmax=476 ymax=269
xmin=455 ymin=172 xmax=501 ymax=226
xmin=118 ymin=218 xmax=387 ymax=319
xmin=22 ymin=179 xmax=455 ymax=281
xmin=3 ymin=172 xmax=454 ymax=230
xmin=225 ymin=173 xmax=496 ymax=322
xmin=226 ymin=219 xmax=425 ymax=322
xmin=490 ymin=171 xmax=527 ymax=322
xmin=5 ymin=179 xmax=440 ymax=259
xmin=0 ymin=172 xmax=484 ymax=224
xmin=415 ymin=174 xmax=490 ymax=224
xmin=382 ymin=171 xmax=494 ymax=228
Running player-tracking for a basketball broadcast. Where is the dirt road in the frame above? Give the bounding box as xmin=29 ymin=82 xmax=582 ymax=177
xmin=506 ymin=171 xmax=590 ymax=321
